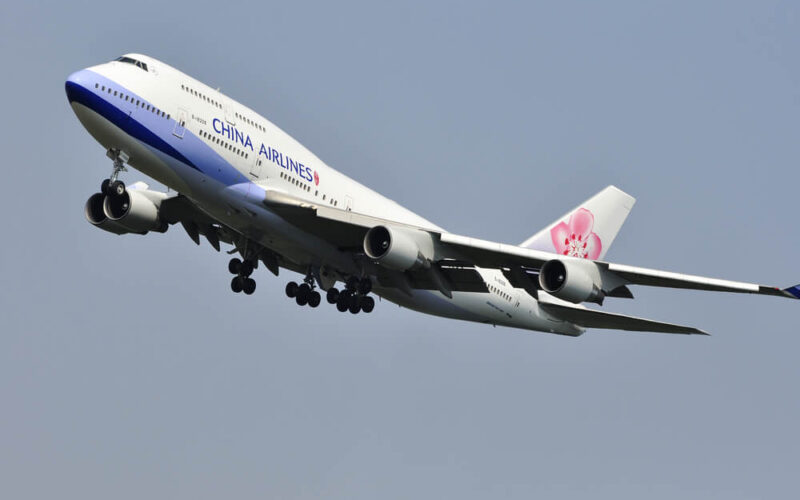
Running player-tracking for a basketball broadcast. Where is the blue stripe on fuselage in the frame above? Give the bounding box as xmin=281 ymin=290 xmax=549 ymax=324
xmin=65 ymin=69 xmax=248 ymax=187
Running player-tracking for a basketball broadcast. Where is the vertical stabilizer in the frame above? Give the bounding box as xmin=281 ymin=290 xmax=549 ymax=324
xmin=520 ymin=186 xmax=635 ymax=261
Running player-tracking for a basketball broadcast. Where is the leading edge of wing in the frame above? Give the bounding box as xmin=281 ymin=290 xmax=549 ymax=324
xmin=538 ymin=301 xmax=709 ymax=335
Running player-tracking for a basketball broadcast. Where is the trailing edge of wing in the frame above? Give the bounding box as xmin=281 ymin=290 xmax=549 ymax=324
xmin=538 ymin=301 xmax=708 ymax=335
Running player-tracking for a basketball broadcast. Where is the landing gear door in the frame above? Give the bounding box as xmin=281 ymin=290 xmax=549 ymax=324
xmin=173 ymin=108 xmax=188 ymax=138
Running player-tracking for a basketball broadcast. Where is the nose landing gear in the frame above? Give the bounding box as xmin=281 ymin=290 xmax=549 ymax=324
xmin=101 ymin=149 xmax=129 ymax=197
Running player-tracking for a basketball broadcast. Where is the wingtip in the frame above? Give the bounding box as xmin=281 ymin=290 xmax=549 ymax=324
xmin=783 ymin=284 xmax=800 ymax=299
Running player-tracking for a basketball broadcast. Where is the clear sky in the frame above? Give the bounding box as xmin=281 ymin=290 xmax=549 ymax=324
xmin=1 ymin=1 xmax=799 ymax=498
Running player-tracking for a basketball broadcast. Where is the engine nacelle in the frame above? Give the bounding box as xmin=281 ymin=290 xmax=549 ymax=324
xmin=363 ymin=225 xmax=434 ymax=271
xmin=85 ymin=193 xmax=137 ymax=235
xmin=538 ymin=258 xmax=605 ymax=304
xmin=103 ymin=188 xmax=167 ymax=234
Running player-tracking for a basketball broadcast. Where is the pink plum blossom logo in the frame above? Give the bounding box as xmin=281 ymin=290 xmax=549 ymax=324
xmin=550 ymin=208 xmax=602 ymax=259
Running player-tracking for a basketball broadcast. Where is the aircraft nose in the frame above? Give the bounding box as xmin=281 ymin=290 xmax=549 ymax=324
xmin=65 ymin=69 xmax=91 ymax=103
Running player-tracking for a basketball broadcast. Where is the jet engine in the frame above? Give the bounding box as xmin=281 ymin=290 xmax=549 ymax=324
xmin=363 ymin=225 xmax=434 ymax=271
xmin=538 ymin=258 xmax=605 ymax=304
xmin=84 ymin=186 xmax=168 ymax=235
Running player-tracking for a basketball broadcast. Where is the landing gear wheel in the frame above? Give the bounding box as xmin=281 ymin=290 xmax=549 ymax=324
xmin=308 ymin=291 xmax=321 ymax=308
xmin=326 ymin=288 xmax=340 ymax=304
xmin=296 ymin=284 xmax=311 ymax=306
xmin=240 ymin=260 xmax=254 ymax=277
xmin=336 ymin=291 xmax=350 ymax=312
xmin=358 ymin=279 xmax=372 ymax=295
xmin=285 ymin=281 xmax=299 ymax=298
xmin=109 ymin=180 xmax=126 ymax=197
xmin=346 ymin=276 xmax=359 ymax=291
xmin=348 ymin=300 xmax=361 ymax=314
xmin=243 ymin=278 xmax=256 ymax=295
xmin=228 ymin=258 xmax=242 ymax=275
xmin=231 ymin=276 xmax=244 ymax=293
xmin=101 ymin=178 xmax=110 ymax=194
xmin=361 ymin=295 xmax=375 ymax=313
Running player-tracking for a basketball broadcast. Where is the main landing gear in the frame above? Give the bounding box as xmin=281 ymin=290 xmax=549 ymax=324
xmin=325 ymin=276 xmax=375 ymax=314
xmin=283 ymin=271 xmax=376 ymax=314
xmin=228 ymin=257 xmax=257 ymax=295
xmin=285 ymin=274 xmax=322 ymax=308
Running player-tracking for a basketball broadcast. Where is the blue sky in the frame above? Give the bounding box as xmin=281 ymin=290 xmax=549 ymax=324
xmin=1 ymin=1 xmax=799 ymax=498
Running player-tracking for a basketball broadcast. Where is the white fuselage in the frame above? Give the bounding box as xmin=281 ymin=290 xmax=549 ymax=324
xmin=66 ymin=54 xmax=583 ymax=336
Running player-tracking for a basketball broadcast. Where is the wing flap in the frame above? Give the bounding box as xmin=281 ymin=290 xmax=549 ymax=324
xmin=539 ymin=301 xmax=708 ymax=335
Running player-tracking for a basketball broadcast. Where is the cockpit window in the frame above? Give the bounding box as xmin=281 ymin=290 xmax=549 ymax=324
xmin=114 ymin=56 xmax=148 ymax=72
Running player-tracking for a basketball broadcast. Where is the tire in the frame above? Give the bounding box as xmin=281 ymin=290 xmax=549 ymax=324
xmin=296 ymin=284 xmax=310 ymax=306
xmin=358 ymin=279 xmax=372 ymax=295
xmin=336 ymin=298 xmax=349 ymax=312
xmin=361 ymin=295 xmax=375 ymax=313
xmin=240 ymin=260 xmax=254 ymax=277
xmin=110 ymin=180 xmax=125 ymax=197
xmin=348 ymin=301 xmax=361 ymax=314
xmin=228 ymin=258 xmax=242 ymax=275
xmin=101 ymin=178 xmax=110 ymax=194
xmin=243 ymin=278 xmax=256 ymax=295
xmin=346 ymin=276 xmax=359 ymax=291
xmin=231 ymin=276 xmax=243 ymax=293
xmin=308 ymin=291 xmax=321 ymax=308
xmin=326 ymin=288 xmax=340 ymax=304
xmin=285 ymin=281 xmax=298 ymax=298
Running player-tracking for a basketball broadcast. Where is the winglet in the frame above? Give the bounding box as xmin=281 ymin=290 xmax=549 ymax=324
xmin=784 ymin=284 xmax=800 ymax=299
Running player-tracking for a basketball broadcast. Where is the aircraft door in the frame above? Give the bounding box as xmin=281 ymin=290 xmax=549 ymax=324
xmin=249 ymin=153 xmax=264 ymax=181
xmin=224 ymin=99 xmax=236 ymax=125
xmin=173 ymin=108 xmax=188 ymax=138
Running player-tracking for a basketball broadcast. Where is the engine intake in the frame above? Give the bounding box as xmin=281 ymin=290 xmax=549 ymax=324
xmin=84 ymin=185 xmax=168 ymax=235
xmin=102 ymin=188 xmax=167 ymax=234
xmin=85 ymin=193 xmax=137 ymax=235
xmin=363 ymin=225 xmax=434 ymax=271
xmin=539 ymin=258 xmax=605 ymax=304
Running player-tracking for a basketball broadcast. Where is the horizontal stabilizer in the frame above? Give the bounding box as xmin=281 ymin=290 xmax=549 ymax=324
xmin=539 ymin=302 xmax=708 ymax=335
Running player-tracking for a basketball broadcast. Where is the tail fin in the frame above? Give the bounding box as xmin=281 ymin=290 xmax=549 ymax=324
xmin=520 ymin=185 xmax=636 ymax=261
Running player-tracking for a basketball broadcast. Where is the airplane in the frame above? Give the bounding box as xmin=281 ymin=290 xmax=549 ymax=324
xmin=65 ymin=53 xmax=799 ymax=337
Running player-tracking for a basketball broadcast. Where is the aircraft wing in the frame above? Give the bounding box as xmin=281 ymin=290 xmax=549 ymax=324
xmin=440 ymin=232 xmax=799 ymax=300
xmin=260 ymin=190 xmax=798 ymax=300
